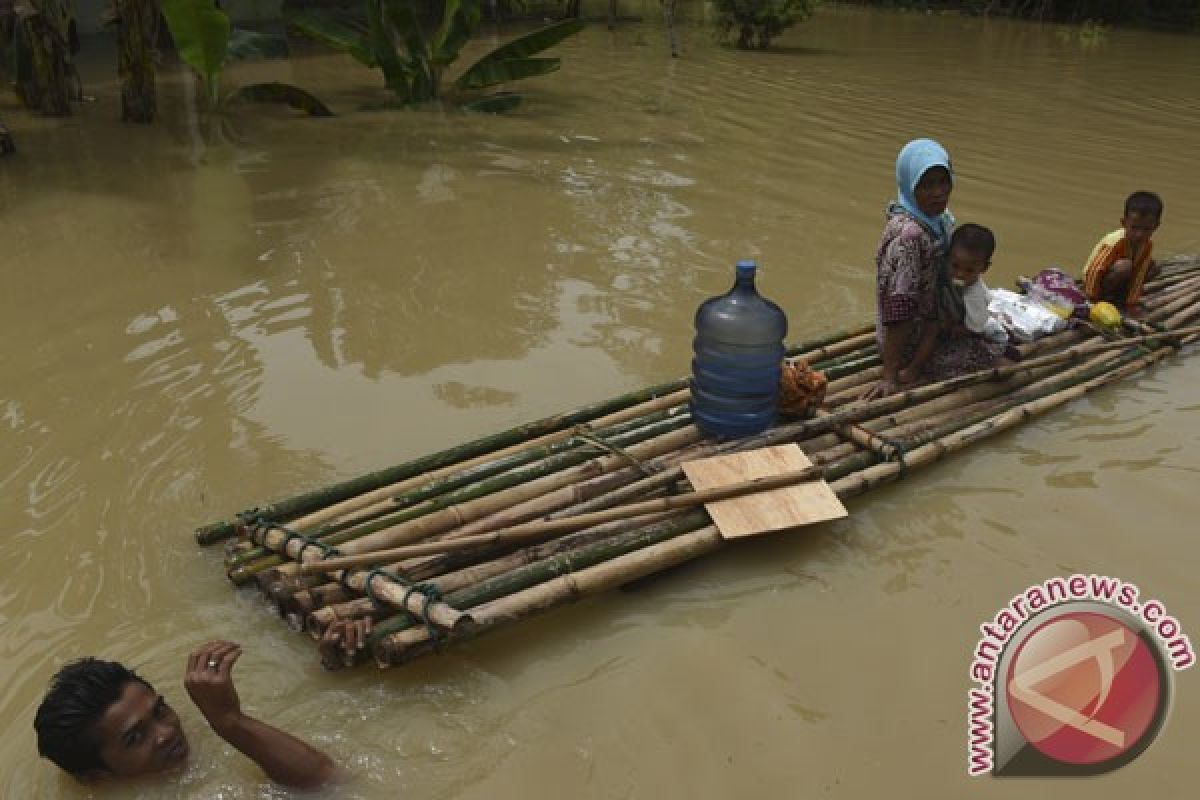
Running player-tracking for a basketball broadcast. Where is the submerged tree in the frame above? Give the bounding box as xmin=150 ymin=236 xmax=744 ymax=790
xmin=5 ymin=0 xmax=79 ymax=114
xmin=714 ymin=0 xmax=819 ymax=49
xmin=286 ymin=0 xmax=585 ymax=111
xmin=0 ymin=117 xmax=14 ymax=153
xmin=108 ymin=0 xmax=161 ymax=122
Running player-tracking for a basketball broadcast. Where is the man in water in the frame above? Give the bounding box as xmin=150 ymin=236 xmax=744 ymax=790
xmin=33 ymin=620 xmax=372 ymax=788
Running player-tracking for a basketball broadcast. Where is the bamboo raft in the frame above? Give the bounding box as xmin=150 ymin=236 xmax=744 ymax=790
xmin=195 ymin=256 xmax=1200 ymax=669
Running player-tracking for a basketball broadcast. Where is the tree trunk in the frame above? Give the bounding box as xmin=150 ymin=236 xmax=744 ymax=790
xmin=118 ymin=0 xmax=160 ymax=123
xmin=663 ymin=0 xmax=680 ymax=57
xmin=0 ymin=118 xmax=14 ymax=155
xmin=22 ymin=3 xmax=73 ymax=115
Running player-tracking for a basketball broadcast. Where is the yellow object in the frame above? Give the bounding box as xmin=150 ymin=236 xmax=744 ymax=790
xmin=1090 ymin=301 xmax=1122 ymax=329
xmin=1082 ymin=228 xmax=1154 ymax=305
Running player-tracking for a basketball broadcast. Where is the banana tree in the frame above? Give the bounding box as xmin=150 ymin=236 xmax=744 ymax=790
xmin=5 ymin=0 xmax=78 ymax=115
xmin=160 ymin=0 xmax=332 ymax=115
xmin=110 ymin=0 xmax=161 ymax=122
xmin=286 ymin=0 xmax=584 ymax=111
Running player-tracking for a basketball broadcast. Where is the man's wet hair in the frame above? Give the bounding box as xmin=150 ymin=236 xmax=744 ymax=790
xmin=950 ymin=223 xmax=996 ymax=261
xmin=34 ymin=658 xmax=150 ymax=777
xmin=1124 ymin=191 xmax=1163 ymax=220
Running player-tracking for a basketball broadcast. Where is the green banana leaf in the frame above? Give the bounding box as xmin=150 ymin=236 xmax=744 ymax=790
xmin=462 ymin=92 xmax=522 ymax=113
xmin=455 ymin=57 xmax=561 ymax=91
xmin=226 ymin=29 xmax=289 ymax=62
xmin=285 ymin=10 xmax=376 ymax=68
xmin=431 ymin=0 xmax=480 ymax=67
xmin=161 ymin=0 xmax=231 ymax=104
xmin=364 ymin=0 xmax=413 ymax=101
xmin=454 ymin=19 xmax=583 ymax=92
xmin=382 ymin=0 xmax=434 ymax=98
xmin=224 ymin=82 xmax=334 ymax=116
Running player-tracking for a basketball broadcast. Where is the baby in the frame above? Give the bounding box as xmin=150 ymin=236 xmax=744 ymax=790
xmin=948 ymin=223 xmax=1007 ymax=344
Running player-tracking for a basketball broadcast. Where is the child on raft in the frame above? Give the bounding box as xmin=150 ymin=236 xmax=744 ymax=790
xmin=1081 ymin=191 xmax=1164 ymax=310
xmin=898 ymin=223 xmax=1009 ymax=383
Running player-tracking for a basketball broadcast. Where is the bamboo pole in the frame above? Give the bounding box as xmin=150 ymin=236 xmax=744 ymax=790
xmin=250 ymin=425 xmax=709 ymax=596
xmin=823 ymin=366 xmax=883 ymax=403
xmin=329 ymin=508 xmax=708 ymax=636
xmin=1141 ymin=275 xmax=1200 ymax=311
xmin=375 ymin=522 xmax=724 ymax=666
xmin=224 ymin=408 xmax=692 ymax=571
xmin=789 ymin=331 xmax=877 ymax=365
xmin=250 ymin=422 xmax=701 ymax=558
xmin=300 ymin=465 xmax=825 ymax=575
xmin=808 ymin=344 xmax=878 ymax=372
xmin=831 ymin=344 xmax=1179 ymax=499
xmin=396 ymin=509 xmax=682 ymax=597
xmin=363 ymin=510 xmax=713 ymax=665
xmin=278 ymin=396 xmax=691 ymax=538
xmin=248 ymin=412 xmax=692 ymax=570
xmin=307 ymin=598 xmax=383 ymax=637
xmin=1144 ymin=262 xmax=1200 ymax=292
xmin=285 ymin=458 xmax=692 ymax=592
xmin=311 ymin=509 xmax=689 ymax=644
xmin=277 ymin=582 xmax=352 ymax=619
xmin=195 ymin=378 xmax=700 ymax=544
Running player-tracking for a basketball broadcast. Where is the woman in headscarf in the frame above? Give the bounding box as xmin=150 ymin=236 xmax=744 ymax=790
xmin=864 ymin=138 xmax=998 ymax=399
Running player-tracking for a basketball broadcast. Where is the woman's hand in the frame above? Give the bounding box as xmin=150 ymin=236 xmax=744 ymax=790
xmin=184 ymin=641 xmax=244 ymax=735
xmin=862 ymin=377 xmax=899 ymax=401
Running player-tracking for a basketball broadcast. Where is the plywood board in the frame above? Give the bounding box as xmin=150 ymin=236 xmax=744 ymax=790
xmin=681 ymin=444 xmax=847 ymax=539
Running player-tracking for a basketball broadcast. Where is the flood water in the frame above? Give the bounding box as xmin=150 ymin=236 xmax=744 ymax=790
xmin=2 ymin=5 xmax=1199 ymax=798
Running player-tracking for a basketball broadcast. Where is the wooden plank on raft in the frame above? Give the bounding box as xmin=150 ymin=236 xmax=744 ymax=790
xmin=681 ymin=444 xmax=847 ymax=539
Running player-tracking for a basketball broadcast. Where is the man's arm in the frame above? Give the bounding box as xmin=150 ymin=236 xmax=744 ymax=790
xmin=185 ymin=642 xmax=335 ymax=789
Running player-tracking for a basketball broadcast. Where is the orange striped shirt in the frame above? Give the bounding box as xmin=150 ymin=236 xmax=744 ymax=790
xmin=1081 ymin=229 xmax=1154 ymax=306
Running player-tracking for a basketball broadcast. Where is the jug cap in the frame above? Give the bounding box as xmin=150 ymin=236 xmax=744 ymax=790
xmin=736 ymin=259 xmax=757 ymax=274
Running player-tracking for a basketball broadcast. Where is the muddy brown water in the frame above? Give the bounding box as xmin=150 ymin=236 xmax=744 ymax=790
xmin=2 ymin=6 xmax=1199 ymax=798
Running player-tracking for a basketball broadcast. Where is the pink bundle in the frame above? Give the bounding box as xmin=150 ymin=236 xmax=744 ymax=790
xmin=1019 ymin=268 xmax=1090 ymax=319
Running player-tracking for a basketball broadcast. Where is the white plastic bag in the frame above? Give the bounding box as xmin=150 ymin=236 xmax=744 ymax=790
xmin=987 ymin=289 xmax=1068 ymax=343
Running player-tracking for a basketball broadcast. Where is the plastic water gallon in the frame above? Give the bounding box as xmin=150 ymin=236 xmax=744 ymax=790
xmin=689 ymin=260 xmax=788 ymax=438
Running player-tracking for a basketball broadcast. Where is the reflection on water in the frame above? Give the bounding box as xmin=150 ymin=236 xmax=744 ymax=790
xmin=3 ymin=6 xmax=1200 ymax=798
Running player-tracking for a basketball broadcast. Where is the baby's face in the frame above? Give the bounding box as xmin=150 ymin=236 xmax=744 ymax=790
xmin=950 ymin=247 xmax=989 ymax=288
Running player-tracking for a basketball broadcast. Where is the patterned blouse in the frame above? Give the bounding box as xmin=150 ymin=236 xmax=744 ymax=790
xmin=874 ymin=211 xmax=941 ymax=348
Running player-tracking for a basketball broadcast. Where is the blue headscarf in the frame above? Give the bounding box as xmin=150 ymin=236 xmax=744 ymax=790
xmin=890 ymin=138 xmax=955 ymax=251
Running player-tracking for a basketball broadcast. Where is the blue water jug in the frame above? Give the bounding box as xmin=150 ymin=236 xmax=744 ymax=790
xmin=690 ymin=260 xmax=788 ymax=438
